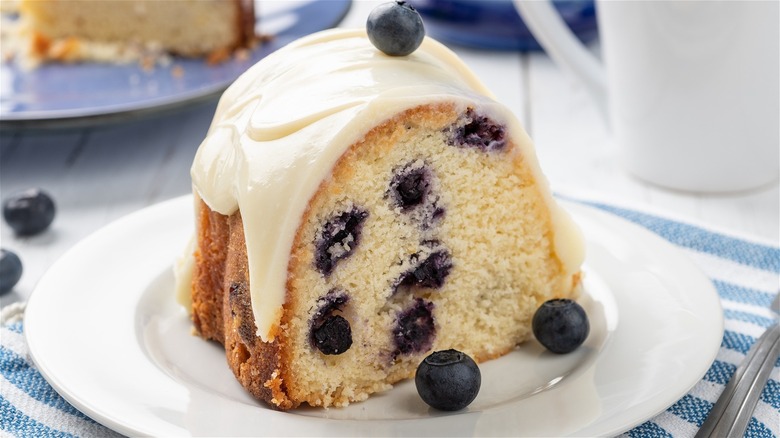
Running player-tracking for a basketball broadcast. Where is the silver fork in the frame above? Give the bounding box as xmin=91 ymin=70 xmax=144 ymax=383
xmin=696 ymin=291 xmax=780 ymax=438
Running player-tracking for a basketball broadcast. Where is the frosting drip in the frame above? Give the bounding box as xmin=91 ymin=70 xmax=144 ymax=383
xmin=190 ymin=28 xmax=584 ymax=341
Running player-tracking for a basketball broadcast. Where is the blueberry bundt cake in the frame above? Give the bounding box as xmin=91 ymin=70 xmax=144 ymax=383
xmin=175 ymin=28 xmax=584 ymax=410
xmin=14 ymin=0 xmax=254 ymax=65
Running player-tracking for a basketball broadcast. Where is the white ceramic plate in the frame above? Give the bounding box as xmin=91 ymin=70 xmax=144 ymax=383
xmin=25 ymin=196 xmax=723 ymax=437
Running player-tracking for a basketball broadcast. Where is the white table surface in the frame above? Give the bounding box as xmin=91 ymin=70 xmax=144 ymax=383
xmin=1 ymin=0 xmax=778 ymax=309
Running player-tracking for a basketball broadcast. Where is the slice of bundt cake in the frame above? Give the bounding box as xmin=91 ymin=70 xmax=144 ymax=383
xmin=14 ymin=0 xmax=255 ymax=65
xmin=176 ymin=27 xmax=584 ymax=410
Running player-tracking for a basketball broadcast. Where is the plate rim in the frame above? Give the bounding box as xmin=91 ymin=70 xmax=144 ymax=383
xmin=24 ymin=195 xmax=724 ymax=437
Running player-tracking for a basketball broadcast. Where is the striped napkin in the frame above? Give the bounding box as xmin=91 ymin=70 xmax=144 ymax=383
xmin=1 ymin=199 xmax=778 ymax=438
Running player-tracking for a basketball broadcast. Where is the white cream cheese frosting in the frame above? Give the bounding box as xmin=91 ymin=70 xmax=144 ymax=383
xmin=189 ymin=28 xmax=584 ymax=342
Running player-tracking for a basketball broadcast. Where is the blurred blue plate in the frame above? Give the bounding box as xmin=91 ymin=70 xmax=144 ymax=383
xmin=408 ymin=0 xmax=597 ymax=51
xmin=0 ymin=0 xmax=351 ymax=128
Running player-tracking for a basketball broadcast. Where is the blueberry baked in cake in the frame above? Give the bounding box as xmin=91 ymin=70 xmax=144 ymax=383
xmin=175 ymin=3 xmax=584 ymax=410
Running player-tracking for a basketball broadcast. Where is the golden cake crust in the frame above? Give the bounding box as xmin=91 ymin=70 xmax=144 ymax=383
xmin=192 ymin=202 xmax=296 ymax=410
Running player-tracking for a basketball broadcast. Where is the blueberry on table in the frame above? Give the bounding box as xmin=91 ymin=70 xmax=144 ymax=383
xmin=415 ymin=349 xmax=481 ymax=411
xmin=367 ymin=1 xmax=425 ymax=56
xmin=3 ymin=188 xmax=56 ymax=236
xmin=532 ymin=298 xmax=590 ymax=354
xmin=0 ymin=249 xmax=23 ymax=295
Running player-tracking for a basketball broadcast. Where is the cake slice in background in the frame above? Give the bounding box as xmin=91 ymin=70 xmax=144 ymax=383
xmin=12 ymin=0 xmax=255 ymax=66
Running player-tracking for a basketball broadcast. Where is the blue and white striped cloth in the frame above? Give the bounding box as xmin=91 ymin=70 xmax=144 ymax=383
xmin=1 ymin=200 xmax=778 ymax=437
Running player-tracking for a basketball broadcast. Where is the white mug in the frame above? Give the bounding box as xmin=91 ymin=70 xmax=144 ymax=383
xmin=515 ymin=0 xmax=779 ymax=193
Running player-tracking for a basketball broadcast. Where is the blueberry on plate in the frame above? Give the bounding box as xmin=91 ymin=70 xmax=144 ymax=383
xmin=532 ymin=298 xmax=590 ymax=354
xmin=415 ymin=349 xmax=481 ymax=411
xmin=367 ymin=1 xmax=425 ymax=56
xmin=0 ymin=249 xmax=23 ymax=295
xmin=3 ymin=188 xmax=56 ymax=236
